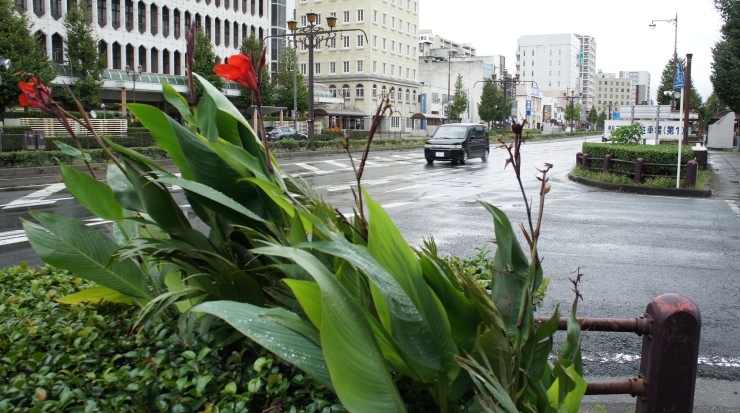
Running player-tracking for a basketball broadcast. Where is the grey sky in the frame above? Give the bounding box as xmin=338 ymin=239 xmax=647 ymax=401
xmin=420 ymin=0 xmax=723 ymax=103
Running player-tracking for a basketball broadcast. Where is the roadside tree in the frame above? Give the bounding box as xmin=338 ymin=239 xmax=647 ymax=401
xmin=702 ymin=92 xmax=728 ymax=120
xmin=0 ymin=0 xmax=55 ymax=113
xmin=448 ymin=74 xmax=467 ymax=120
xmin=711 ymin=0 xmax=740 ymax=112
xmin=477 ymin=81 xmax=501 ymax=128
xmin=275 ymin=45 xmax=308 ymax=116
xmin=656 ymin=57 xmax=703 ymax=111
xmin=59 ymin=0 xmax=106 ymax=110
xmin=192 ymin=29 xmax=224 ymax=103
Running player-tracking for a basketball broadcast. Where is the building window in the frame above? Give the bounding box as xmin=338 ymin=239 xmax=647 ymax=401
xmin=390 ymin=40 xmax=394 ymax=53
xmin=372 ymin=60 xmax=376 ymax=73
xmin=356 ymin=60 xmax=363 ymax=73
xmin=412 ymin=90 xmax=416 ymax=102
xmin=205 ymin=16 xmax=212 ymax=40
xmin=138 ymin=1 xmax=146 ymax=34
xmin=174 ymin=50 xmax=181 ymax=75
xmin=329 ymin=85 xmax=336 ymax=97
xmin=150 ymin=48 xmax=158 ymax=73
xmin=163 ymin=49 xmax=170 ymax=74
xmin=391 ymin=117 xmax=400 ymax=128
xmin=138 ymin=45 xmax=147 ymax=70
xmin=405 ymin=90 xmax=409 ymax=101
xmin=382 ymin=13 xmax=386 ymax=26
xmin=343 ymin=36 xmax=350 ymax=48
xmin=356 ymin=84 xmax=364 ymax=98
xmin=342 ymin=60 xmax=349 ymax=74
xmin=390 ymin=64 xmax=394 ymax=77
xmin=300 ymin=15 xmax=307 ymax=27
xmin=373 ymin=9 xmax=377 ymax=23
xmin=329 ymin=37 xmax=336 ymax=49
xmin=330 ymin=61 xmax=336 ymax=74
xmin=224 ymin=19 xmax=229 ymax=47
xmin=382 ymin=62 xmax=386 ymax=74
xmin=98 ymin=0 xmax=107 ymax=27
xmin=315 ymin=62 xmax=320 ymax=74
xmin=343 ymin=10 xmax=350 ymax=23
xmin=373 ymin=35 xmax=377 ymax=48
xmin=125 ymin=0 xmax=133 ymax=31
xmin=112 ymin=0 xmax=120 ymax=28
xmin=356 ymin=35 xmax=364 ymax=48
xmin=391 ymin=16 xmax=395 ymax=29
xmin=382 ymin=38 xmax=386 ymax=51
xmin=357 ymin=9 xmax=363 ymax=22
xmin=397 ymin=89 xmax=402 ymax=101
xmin=300 ymin=63 xmax=307 ymax=75
xmin=233 ymin=22 xmax=238 ymax=46
xmin=342 ymin=84 xmax=350 ymax=98
xmin=372 ymin=84 xmax=377 ymax=97
xmin=150 ymin=4 xmax=158 ymax=35
xmin=162 ymin=7 xmax=170 ymax=37
xmin=215 ymin=18 xmax=221 ymax=45
xmin=185 ymin=12 xmax=191 ymax=34
xmin=112 ymin=42 xmax=121 ymax=69
xmin=33 ymin=0 xmax=44 ymax=17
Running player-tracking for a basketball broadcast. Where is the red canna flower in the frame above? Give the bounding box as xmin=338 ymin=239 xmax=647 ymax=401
xmin=214 ymin=54 xmax=258 ymax=93
xmin=18 ymin=76 xmax=55 ymax=116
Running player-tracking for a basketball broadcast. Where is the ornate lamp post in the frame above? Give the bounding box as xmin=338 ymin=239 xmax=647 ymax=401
xmin=563 ymin=89 xmax=582 ymax=133
xmin=650 ymin=14 xmax=678 ymax=109
xmin=269 ymin=14 xmax=367 ymax=150
xmin=125 ymin=64 xmax=144 ymax=103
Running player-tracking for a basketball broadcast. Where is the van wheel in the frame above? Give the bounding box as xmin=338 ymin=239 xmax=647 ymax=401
xmin=426 ymin=158 xmax=434 ymax=164
xmin=459 ymin=150 xmax=468 ymax=165
xmin=481 ymin=149 xmax=489 ymax=162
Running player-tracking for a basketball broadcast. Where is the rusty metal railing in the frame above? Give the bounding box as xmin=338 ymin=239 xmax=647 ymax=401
xmin=536 ymin=294 xmax=701 ymax=412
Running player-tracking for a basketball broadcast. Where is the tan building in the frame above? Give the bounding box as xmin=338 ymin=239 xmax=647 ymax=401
xmin=295 ymin=0 xmax=421 ymax=131
xmin=418 ymin=29 xmax=476 ymax=58
xmin=595 ymin=70 xmax=633 ymax=117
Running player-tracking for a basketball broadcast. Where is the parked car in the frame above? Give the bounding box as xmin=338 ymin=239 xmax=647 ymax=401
xmin=266 ymin=126 xmax=307 ymax=142
xmin=424 ymin=123 xmax=490 ymax=165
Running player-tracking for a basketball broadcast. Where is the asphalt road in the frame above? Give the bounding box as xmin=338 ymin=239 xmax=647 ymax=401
xmin=2 ymin=136 xmax=740 ymax=410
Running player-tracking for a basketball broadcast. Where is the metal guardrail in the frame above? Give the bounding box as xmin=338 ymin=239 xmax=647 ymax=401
xmin=535 ymin=294 xmax=701 ymax=412
xmin=577 ymin=152 xmax=699 ymax=187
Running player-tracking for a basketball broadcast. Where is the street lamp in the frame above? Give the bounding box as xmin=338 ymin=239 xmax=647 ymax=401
xmin=563 ymin=89 xmax=582 ymax=133
xmin=125 ymin=64 xmax=144 ymax=103
xmin=446 ymin=48 xmax=458 ymax=123
xmin=101 ymin=103 xmax=107 ymax=118
xmin=272 ymin=14 xmax=367 ymax=150
xmin=650 ymin=13 xmax=678 ymax=109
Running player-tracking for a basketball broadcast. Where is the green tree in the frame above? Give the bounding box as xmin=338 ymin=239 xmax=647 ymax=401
xmin=448 ymin=74 xmax=467 ymax=120
xmin=656 ymin=56 xmax=703 ymax=111
xmin=192 ymin=29 xmax=224 ymax=102
xmin=0 ymin=0 xmax=55 ymax=113
xmin=238 ymin=35 xmax=276 ymax=108
xmin=711 ymin=0 xmax=740 ymax=112
xmin=274 ymin=45 xmax=308 ymax=116
xmin=564 ymin=101 xmax=581 ymax=127
xmin=58 ymin=0 xmax=106 ymax=110
xmin=587 ymin=106 xmax=598 ymax=126
xmin=597 ymin=109 xmax=607 ymax=129
xmin=702 ymin=92 xmax=728 ymax=119
xmin=477 ymin=81 xmax=502 ymax=128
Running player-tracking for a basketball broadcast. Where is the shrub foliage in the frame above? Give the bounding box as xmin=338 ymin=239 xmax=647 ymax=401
xmin=582 ymin=142 xmax=694 ymax=175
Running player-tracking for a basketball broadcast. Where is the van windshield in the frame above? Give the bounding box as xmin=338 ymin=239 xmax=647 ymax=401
xmin=431 ymin=126 xmax=468 ymax=139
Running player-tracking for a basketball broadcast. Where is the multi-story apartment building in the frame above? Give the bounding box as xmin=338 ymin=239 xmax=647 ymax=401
xmin=21 ymin=0 xmax=273 ymax=106
xmin=515 ymin=33 xmax=596 ymax=116
xmin=619 ymin=70 xmax=651 ymax=105
xmin=418 ymin=29 xmax=475 ymax=58
xmin=295 ymin=0 xmax=420 ymax=131
xmin=575 ymin=34 xmax=596 ymax=112
xmin=595 ymin=70 xmax=633 ymax=116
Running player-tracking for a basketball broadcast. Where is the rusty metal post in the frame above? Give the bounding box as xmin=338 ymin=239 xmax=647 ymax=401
xmin=636 ymin=294 xmax=701 ymax=413
xmin=582 ymin=153 xmax=591 ymax=169
xmin=685 ymin=159 xmax=698 ymax=188
xmin=603 ymin=154 xmax=612 ymax=173
xmin=576 ymin=152 xmax=582 ymax=166
xmin=634 ymin=158 xmax=644 ymax=183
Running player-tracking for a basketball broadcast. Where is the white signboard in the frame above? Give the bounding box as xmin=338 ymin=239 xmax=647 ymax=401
xmin=604 ymin=120 xmax=685 ymax=143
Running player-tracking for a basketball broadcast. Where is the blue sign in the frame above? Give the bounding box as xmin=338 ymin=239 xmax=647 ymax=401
xmin=419 ymin=93 xmax=427 ymax=129
xmin=612 ymin=112 xmax=621 ymax=120
xmin=525 ymin=100 xmax=532 ymax=116
xmin=673 ymin=63 xmax=685 ymax=89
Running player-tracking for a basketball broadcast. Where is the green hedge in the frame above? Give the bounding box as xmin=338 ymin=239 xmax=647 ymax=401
xmin=582 ymin=142 xmax=694 ymax=175
xmin=0 ymin=265 xmax=339 ymax=412
xmin=0 ymin=146 xmax=168 ymax=168
xmin=2 ymin=126 xmax=32 ymax=134
xmin=1 ymin=134 xmax=156 ymax=152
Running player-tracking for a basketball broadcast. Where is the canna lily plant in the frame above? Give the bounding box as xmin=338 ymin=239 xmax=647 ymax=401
xmin=20 ymin=34 xmax=586 ymax=412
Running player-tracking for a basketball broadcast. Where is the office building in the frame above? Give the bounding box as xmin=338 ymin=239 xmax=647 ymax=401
xmin=619 ymin=70 xmax=651 ymax=105
xmin=595 ymin=70 xmax=633 ymax=117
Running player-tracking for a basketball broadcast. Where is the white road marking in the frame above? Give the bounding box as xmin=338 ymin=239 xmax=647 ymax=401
xmin=2 ymin=183 xmax=67 ymax=209
xmin=582 ymin=353 xmax=740 ymax=369
xmin=295 ymin=162 xmax=320 ymax=172
xmin=391 ymin=155 xmax=413 ymax=160
xmin=726 ymin=200 xmax=740 ymax=217
xmin=322 ymin=160 xmax=353 ymax=169
xmin=326 ymin=179 xmax=391 ymax=192
xmin=384 ymin=183 xmax=432 ymax=193
xmin=420 ymin=193 xmax=447 ymax=199
xmin=342 ymin=201 xmax=412 ymax=218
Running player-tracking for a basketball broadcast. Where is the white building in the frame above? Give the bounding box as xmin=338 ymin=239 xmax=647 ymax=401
xmin=515 ymin=33 xmax=597 ymax=118
xmin=418 ymin=29 xmax=475 ymax=58
xmin=417 ymin=54 xmax=498 ymax=126
xmin=619 ymin=70 xmax=651 ymax=105
xmin=595 ymin=70 xmax=633 ymax=117
xmin=295 ymin=0 xmax=421 ymax=132
xmin=21 ymin=0 xmax=274 ymax=108
xmin=575 ymin=34 xmax=596 ymax=112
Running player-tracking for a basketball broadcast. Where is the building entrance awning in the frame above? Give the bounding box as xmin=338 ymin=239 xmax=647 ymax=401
xmin=411 ymin=113 xmax=447 ymax=120
xmin=314 ymin=108 xmax=367 ymax=117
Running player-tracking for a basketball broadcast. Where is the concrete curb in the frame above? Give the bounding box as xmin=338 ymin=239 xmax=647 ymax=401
xmin=568 ymin=172 xmax=712 ymax=197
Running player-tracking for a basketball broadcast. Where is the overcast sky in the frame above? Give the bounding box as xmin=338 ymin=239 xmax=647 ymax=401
xmin=419 ymin=0 xmax=723 ymax=103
